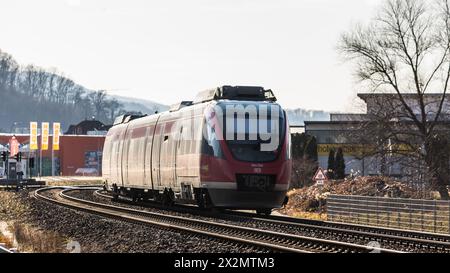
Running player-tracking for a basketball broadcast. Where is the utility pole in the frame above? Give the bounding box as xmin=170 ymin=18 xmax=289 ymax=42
xmin=51 ymin=142 xmax=54 ymax=176
xmin=28 ymin=150 xmax=32 ymax=179
xmin=39 ymin=146 xmax=42 ymax=178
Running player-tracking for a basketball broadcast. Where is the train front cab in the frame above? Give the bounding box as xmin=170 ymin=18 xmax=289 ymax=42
xmin=198 ymin=102 xmax=292 ymax=212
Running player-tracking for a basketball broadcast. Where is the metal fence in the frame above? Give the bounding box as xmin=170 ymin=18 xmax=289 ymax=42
xmin=327 ymin=194 xmax=450 ymax=235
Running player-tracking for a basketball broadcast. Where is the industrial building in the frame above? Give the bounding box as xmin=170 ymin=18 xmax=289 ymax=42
xmin=304 ymin=93 xmax=450 ymax=178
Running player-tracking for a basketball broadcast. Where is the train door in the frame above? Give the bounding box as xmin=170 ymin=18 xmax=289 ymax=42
xmin=116 ymin=129 xmax=125 ymax=187
xmin=173 ymin=126 xmax=183 ymax=188
xmin=144 ymin=124 xmax=155 ymax=190
xmin=109 ymin=131 xmax=119 ymax=185
xmin=122 ymin=128 xmax=133 ymax=186
xmin=152 ymin=123 xmax=163 ymax=189
xmin=159 ymin=121 xmax=178 ymax=189
xmin=117 ymin=124 xmax=130 ymax=187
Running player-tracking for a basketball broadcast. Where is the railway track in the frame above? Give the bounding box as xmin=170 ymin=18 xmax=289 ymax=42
xmin=0 ymin=245 xmax=13 ymax=254
xmin=34 ymin=187 xmax=400 ymax=253
xmin=92 ymin=189 xmax=450 ymax=253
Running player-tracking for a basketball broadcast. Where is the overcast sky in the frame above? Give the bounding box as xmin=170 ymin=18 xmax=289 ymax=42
xmin=0 ymin=0 xmax=383 ymax=112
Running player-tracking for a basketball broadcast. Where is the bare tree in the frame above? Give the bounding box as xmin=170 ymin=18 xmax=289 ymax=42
xmin=35 ymin=68 xmax=50 ymax=101
xmin=105 ymin=98 xmax=122 ymax=124
xmin=71 ymin=86 xmax=85 ymax=105
xmin=20 ymin=65 xmax=39 ymax=97
xmin=0 ymin=49 xmax=19 ymax=90
xmin=290 ymin=133 xmax=318 ymax=188
xmin=89 ymin=90 xmax=108 ymax=121
xmin=80 ymin=96 xmax=94 ymax=120
xmin=55 ymin=75 xmax=75 ymax=104
xmin=339 ymin=0 xmax=450 ymax=199
xmin=291 ymin=158 xmax=318 ymax=189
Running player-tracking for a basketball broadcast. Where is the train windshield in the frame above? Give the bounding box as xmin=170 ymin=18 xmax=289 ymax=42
xmin=216 ymin=102 xmax=286 ymax=163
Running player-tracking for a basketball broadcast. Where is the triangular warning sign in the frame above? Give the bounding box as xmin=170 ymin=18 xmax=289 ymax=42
xmin=313 ymin=167 xmax=328 ymax=181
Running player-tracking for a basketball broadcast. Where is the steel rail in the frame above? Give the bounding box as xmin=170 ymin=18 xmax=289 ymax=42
xmin=36 ymin=187 xmax=401 ymax=253
xmin=93 ymin=189 xmax=450 ymax=252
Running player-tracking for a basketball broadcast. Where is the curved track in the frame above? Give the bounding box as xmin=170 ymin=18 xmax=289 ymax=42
xmin=34 ymin=187 xmax=401 ymax=253
xmin=93 ymin=189 xmax=450 ymax=253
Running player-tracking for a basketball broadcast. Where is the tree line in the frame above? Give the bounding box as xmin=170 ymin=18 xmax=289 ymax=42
xmin=327 ymin=148 xmax=346 ymax=180
xmin=0 ymin=49 xmax=131 ymax=132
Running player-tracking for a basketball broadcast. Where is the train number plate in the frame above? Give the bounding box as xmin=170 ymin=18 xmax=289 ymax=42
xmin=236 ymin=174 xmax=276 ymax=192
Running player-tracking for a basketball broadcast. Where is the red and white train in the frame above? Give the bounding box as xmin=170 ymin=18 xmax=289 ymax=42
xmin=102 ymin=86 xmax=291 ymax=214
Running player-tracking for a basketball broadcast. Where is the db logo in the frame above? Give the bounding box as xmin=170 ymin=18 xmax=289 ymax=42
xmin=253 ymin=168 xmax=262 ymax=174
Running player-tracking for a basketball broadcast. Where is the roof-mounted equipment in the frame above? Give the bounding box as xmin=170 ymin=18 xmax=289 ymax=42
xmin=193 ymin=86 xmax=277 ymax=104
xmin=113 ymin=114 xmax=147 ymax=126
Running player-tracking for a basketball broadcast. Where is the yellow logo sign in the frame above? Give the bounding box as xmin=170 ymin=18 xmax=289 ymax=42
xmin=41 ymin=122 xmax=49 ymax=151
xmin=53 ymin=123 xmax=61 ymax=151
xmin=30 ymin=122 xmax=38 ymax=150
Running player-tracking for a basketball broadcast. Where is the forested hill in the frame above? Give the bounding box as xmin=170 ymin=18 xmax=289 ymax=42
xmin=1 ymin=48 xmax=328 ymax=133
xmin=0 ymin=49 xmax=167 ymax=133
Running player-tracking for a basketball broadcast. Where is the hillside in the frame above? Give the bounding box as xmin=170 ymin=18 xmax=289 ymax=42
xmin=1 ymin=48 xmax=328 ymax=133
xmin=109 ymin=94 xmax=169 ymax=115
xmin=0 ymin=48 xmax=168 ymax=133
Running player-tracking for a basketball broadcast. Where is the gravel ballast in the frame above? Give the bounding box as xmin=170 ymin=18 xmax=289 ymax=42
xmin=0 ymin=189 xmax=261 ymax=253
xmin=67 ymin=189 xmax=449 ymax=253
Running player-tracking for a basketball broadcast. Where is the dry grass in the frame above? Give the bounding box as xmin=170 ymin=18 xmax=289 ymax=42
xmin=46 ymin=180 xmax=102 ymax=186
xmin=289 ymin=211 xmax=328 ymax=221
xmin=0 ymin=233 xmax=13 ymax=249
xmin=10 ymin=222 xmax=66 ymax=253
xmin=276 ymin=208 xmax=328 ymax=221
xmin=0 ymin=190 xmax=68 ymax=252
xmin=43 ymin=177 xmax=104 ymax=187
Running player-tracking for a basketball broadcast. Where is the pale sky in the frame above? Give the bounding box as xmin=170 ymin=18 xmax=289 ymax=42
xmin=0 ymin=0 xmax=383 ymax=112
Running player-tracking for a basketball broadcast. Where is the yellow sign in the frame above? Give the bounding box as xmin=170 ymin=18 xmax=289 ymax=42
xmin=317 ymin=143 xmax=417 ymax=157
xmin=30 ymin=122 xmax=38 ymax=150
xmin=317 ymin=144 xmax=370 ymax=156
xmin=53 ymin=122 xmax=61 ymax=151
xmin=41 ymin=122 xmax=49 ymax=151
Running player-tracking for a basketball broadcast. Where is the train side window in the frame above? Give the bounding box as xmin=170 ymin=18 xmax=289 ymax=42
xmin=201 ymin=136 xmax=214 ymax=156
xmin=201 ymin=122 xmax=224 ymax=158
